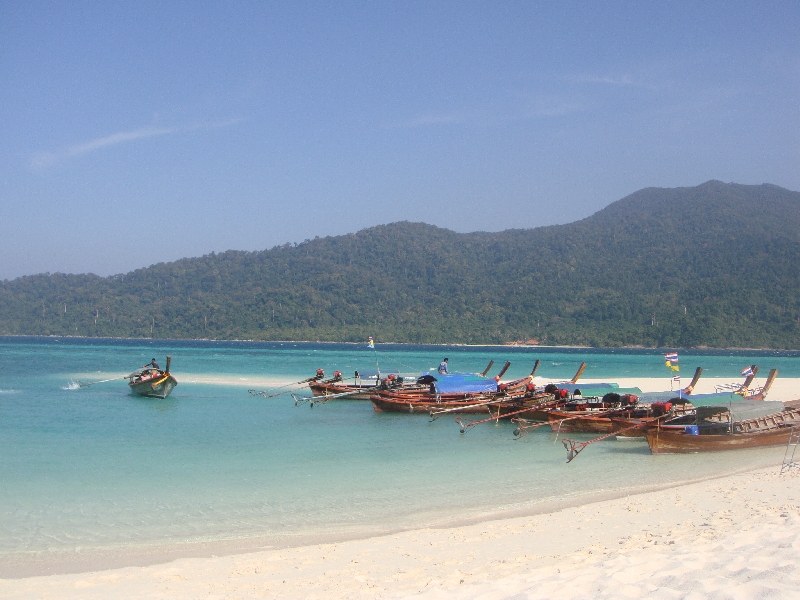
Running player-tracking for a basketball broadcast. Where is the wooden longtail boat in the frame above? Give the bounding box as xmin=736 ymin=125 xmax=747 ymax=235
xmin=373 ymin=361 xmax=541 ymax=415
xmin=371 ymin=393 xmax=502 ymax=414
xmin=607 ymin=368 xmax=778 ymax=438
xmin=645 ymin=406 xmax=800 ymax=453
xmin=127 ymin=356 xmax=177 ymax=399
xmin=311 ymin=360 xmax=501 ymax=400
xmin=309 ymin=371 xmax=397 ymax=400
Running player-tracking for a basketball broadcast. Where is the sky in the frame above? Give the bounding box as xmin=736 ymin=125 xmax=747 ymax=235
xmin=1 ymin=1 xmax=798 ymax=280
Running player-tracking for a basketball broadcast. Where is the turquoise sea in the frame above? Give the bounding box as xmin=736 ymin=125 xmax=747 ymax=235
xmin=1 ymin=337 xmax=798 ymax=577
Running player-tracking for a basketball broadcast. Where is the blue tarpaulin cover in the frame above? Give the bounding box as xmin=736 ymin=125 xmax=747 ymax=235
xmin=424 ymin=373 xmax=498 ymax=394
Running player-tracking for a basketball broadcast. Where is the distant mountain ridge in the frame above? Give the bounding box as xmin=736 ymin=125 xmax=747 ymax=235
xmin=1 ymin=181 xmax=798 ymax=348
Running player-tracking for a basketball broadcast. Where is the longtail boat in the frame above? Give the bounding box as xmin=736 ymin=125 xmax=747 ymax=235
xmin=371 ymin=362 xmax=516 ymax=414
xmin=429 ymin=361 xmax=594 ymax=421
xmin=645 ymin=403 xmax=800 ymax=453
xmin=127 ymin=356 xmax=177 ymax=399
xmin=546 ymin=393 xmax=646 ymax=433
xmin=309 ymin=369 xmax=407 ymax=399
xmin=310 ymin=360 xmax=501 ymax=400
xmin=607 ymin=368 xmax=777 ymax=438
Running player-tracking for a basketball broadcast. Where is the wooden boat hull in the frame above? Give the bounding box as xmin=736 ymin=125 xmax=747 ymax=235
xmin=610 ymin=417 xmax=664 ymax=438
xmin=549 ymin=409 xmax=654 ymax=433
xmin=370 ymin=395 xmax=498 ymax=414
xmin=309 ymin=382 xmax=377 ymax=399
xmin=548 ymin=412 xmax=615 ymax=433
xmin=645 ymin=426 xmax=795 ymax=453
xmin=129 ymin=374 xmax=178 ymax=399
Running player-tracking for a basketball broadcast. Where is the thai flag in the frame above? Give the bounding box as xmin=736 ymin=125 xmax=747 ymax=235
xmin=664 ymin=352 xmax=679 ymax=362
xmin=672 ymin=375 xmax=681 ymax=382
xmin=741 ymin=366 xmax=754 ymax=377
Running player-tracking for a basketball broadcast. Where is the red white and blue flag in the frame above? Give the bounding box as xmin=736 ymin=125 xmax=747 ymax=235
xmin=664 ymin=352 xmax=679 ymax=362
xmin=741 ymin=366 xmax=755 ymax=377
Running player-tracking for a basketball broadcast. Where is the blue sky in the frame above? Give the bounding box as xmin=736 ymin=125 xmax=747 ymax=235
xmin=1 ymin=1 xmax=798 ymax=279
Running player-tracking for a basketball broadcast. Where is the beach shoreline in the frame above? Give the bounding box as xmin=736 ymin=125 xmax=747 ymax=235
xmin=2 ymin=334 xmax=799 ymax=353
xmin=0 ymin=460 xmax=781 ymax=581
xmin=2 ymin=463 xmax=799 ymax=598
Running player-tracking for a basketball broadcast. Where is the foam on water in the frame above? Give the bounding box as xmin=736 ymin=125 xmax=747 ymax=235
xmin=0 ymin=337 xmax=797 ymax=575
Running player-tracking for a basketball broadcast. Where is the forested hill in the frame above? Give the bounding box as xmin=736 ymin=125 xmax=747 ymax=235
xmin=2 ymin=181 xmax=799 ymax=348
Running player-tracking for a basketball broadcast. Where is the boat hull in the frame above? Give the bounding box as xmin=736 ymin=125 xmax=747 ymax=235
xmin=370 ymin=395 xmax=498 ymax=414
xmin=548 ymin=412 xmax=615 ymax=433
xmin=645 ymin=426 xmax=795 ymax=453
xmin=129 ymin=374 xmax=178 ymax=399
xmin=309 ymin=382 xmax=377 ymax=399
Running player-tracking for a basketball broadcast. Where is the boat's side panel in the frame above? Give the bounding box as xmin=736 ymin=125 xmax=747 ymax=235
xmin=129 ymin=375 xmax=178 ymax=399
xmin=548 ymin=413 xmax=615 ymax=433
xmin=370 ymin=396 xmax=498 ymax=414
xmin=309 ymin=382 xmax=377 ymax=399
xmin=609 ymin=418 xmax=649 ymax=438
xmin=645 ymin=427 xmax=794 ymax=453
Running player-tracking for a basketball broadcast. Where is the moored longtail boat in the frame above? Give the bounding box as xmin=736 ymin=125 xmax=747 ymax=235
xmin=127 ymin=356 xmax=177 ymax=399
xmin=645 ymin=401 xmax=799 ymax=453
xmin=309 ymin=369 xmax=407 ymax=399
xmin=371 ymin=366 xmax=504 ymax=414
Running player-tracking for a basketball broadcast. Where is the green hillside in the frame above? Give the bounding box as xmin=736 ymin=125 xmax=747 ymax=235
xmin=2 ymin=181 xmax=799 ymax=348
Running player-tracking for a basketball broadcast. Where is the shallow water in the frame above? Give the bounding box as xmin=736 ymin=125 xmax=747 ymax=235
xmin=0 ymin=337 xmax=797 ymax=575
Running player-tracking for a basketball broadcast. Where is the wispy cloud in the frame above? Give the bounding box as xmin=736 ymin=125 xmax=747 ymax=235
xmin=569 ymin=74 xmax=638 ymax=87
xmin=389 ymin=109 xmax=481 ymax=128
xmin=565 ymin=69 xmax=675 ymax=92
xmin=30 ymin=118 xmax=242 ymax=169
xmin=388 ymin=99 xmax=582 ymax=129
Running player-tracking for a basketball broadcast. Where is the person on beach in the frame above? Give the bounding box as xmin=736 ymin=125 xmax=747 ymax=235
xmin=438 ymin=358 xmax=449 ymax=374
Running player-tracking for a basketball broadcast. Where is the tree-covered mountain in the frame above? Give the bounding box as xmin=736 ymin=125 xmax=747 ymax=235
xmin=2 ymin=181 xmax=799 ymax=348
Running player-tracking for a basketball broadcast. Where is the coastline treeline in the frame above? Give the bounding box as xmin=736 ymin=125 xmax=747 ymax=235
xmin=1 ymin=181 xmax=799 ymax=348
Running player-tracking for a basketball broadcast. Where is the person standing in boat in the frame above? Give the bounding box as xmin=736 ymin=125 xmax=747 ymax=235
xmin=438 ymin=358 xmax=449 ymax=374
xmin=145 ymin=358 xmax=160 ymax=370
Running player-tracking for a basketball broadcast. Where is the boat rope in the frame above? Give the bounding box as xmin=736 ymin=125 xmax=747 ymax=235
xmin=511 ymin=418 xmax=553 ymax=439
xmin=455 ymin=399 xmax=561 ymax=433
xmin=248 ymin=375 xmax=325 ymax=399
xmin=291 ymin=389 xmax=362 ymax=407
xmin=427 ymin=395 xmax=506 ymax=421
xmin=77 ymin=375 xmax=128 ymax=387
xmin=562 ymin=414 xmax=672 ymax=463
xmin=511 ymin=408 xmax=616 ymax=440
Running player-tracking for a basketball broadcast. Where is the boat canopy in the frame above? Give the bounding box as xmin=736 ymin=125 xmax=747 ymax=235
xmin=696 ymin=400 xmax=785 ymax=423
xmin=422 ymin=373 xmax=498 ymax=394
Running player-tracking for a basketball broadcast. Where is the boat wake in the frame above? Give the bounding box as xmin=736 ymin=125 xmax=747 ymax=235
xmin=62 ymin=381 xmax=81 ymax=390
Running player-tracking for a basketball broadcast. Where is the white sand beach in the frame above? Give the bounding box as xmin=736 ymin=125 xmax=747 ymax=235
xmin=2 ymin=465 xmax=799 ymax=599
xmin=2 ymin=376 xmax=799 ymax=599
